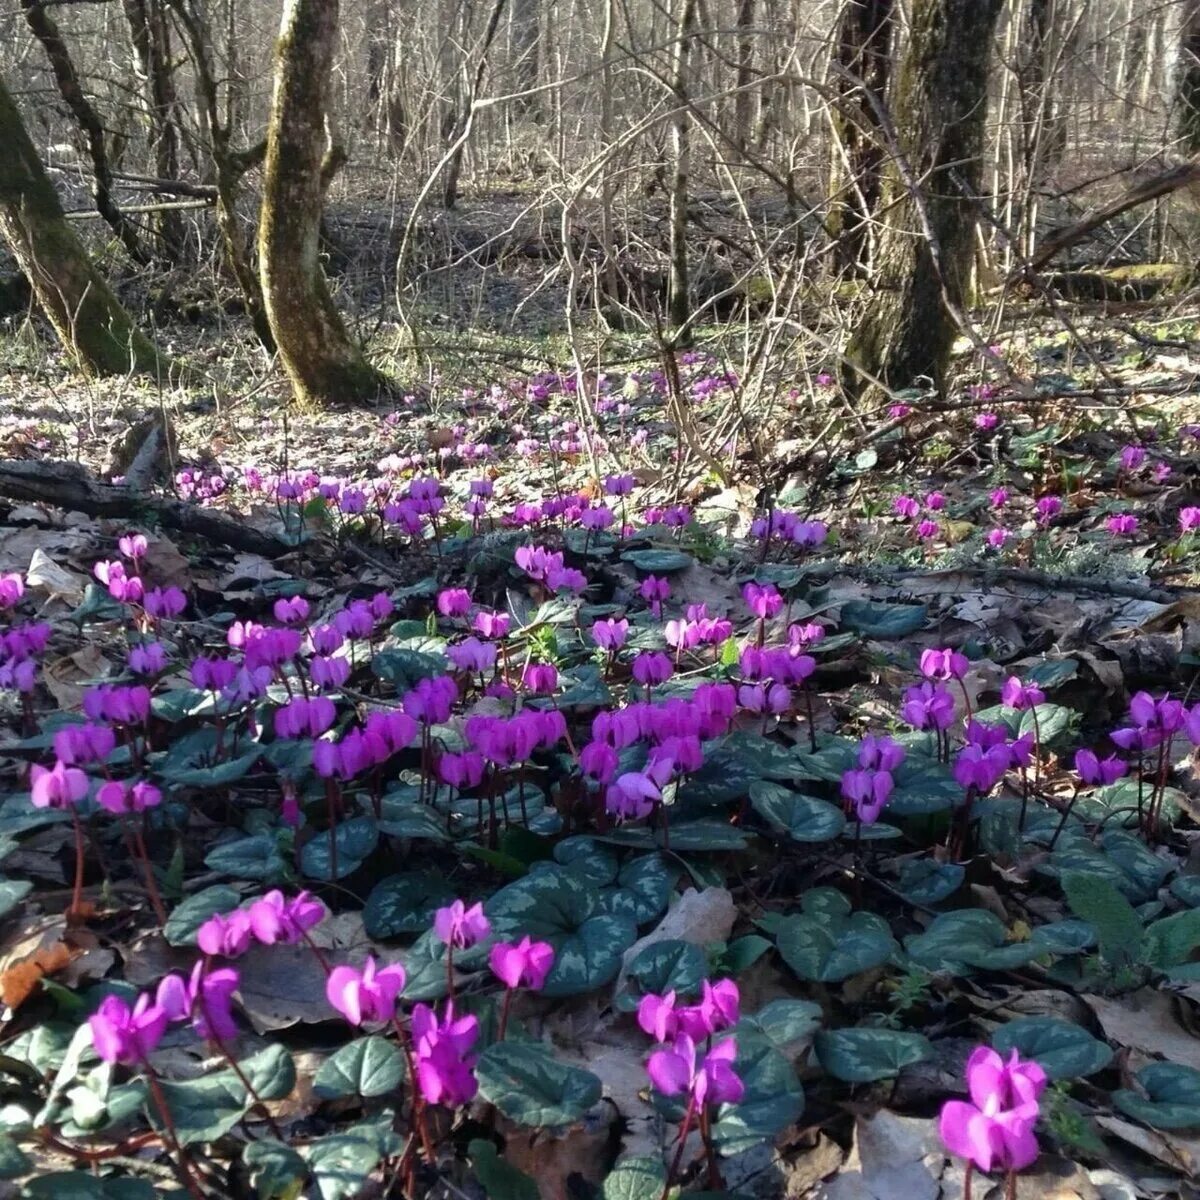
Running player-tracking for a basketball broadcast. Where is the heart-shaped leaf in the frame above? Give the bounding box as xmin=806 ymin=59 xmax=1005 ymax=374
xmin=205 ymin=835 xmax=288 ymax=884
xmin=1114 ymin=1063 xmax=1200 ymax=1129
xmin=163 ymin=885 xmax=242 ymax=946
xmin=620 ymin=940 xmax=707 ymax=1010
xmin=363 ymin=872 xmax=456 ymax=939
xmin=897 ymin=860 xmax=964 ymax=905
xmin=992 ymin=1017 xmax=1112 ymax=1080
xmin=301 ymin=817 xmax=379 ymax=881
xmin=601 ymin=1157 xmax=667 ymax=1200
xmin=711 ymin=1033 xmax=804 ymax=1154
xmin=750 ymin=781 xmax=845 ymax=843
xmin=777 ymin=909 xmax=897 ymax=983
xmin=314 ymin=1037 xmax=405 ymax=1099
xmin=476 ymin=1042 xmax=601 ymax=1127
xmin=468 ymin=1139 xmax=539 ymax=1200
xmin=815 ymin=1028 xmax=933 ymax=1082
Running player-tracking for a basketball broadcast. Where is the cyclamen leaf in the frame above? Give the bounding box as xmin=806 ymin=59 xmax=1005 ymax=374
xmin=992 ymin=1017 xmax=1113 ymax=1080
xmin=476 ymin=1042 xmax=601 ymax=1127
xmin=1062 ymin=872 xmax=1142 ymax=967
xmin=815 ymin=1028 xmax=933 ymax=1082
xmin=468 ymin=1139 xmax=540 ymax=1200
xmin=314 ymin=1037 xmax=404 ymax=1099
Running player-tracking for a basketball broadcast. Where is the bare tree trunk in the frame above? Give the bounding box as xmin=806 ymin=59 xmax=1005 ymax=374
xmin=258 ymin=0 xmax=391 ymax=405
xmin=734 ymin=0 xmax=755 ymax=149
xmin=122 ymin=0 xmax=185 ymax=258
xmin=167 ymin=0 xmax=273 ymax=349
xmin=842 ymin=0 xmax=1003 ymax=399
xmin=827 ymin=0 xmax=895 ymax=272
xmin=442 ymin=0 xmax=511 ymax=209
xmin=21 ymin=0 xmax=149 ymax=266
xmin=0 ymin=73 xmax=165 ymax=378
xmin=1179 ymin=0 xmax=1200 ymax=153
xmin=510 ymin=0 xmax=540 ymax=116
xmin=667 ymin=0 xmax=698 ymax=341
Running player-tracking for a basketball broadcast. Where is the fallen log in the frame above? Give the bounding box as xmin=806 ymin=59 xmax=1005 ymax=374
xmin=0 ymin=459 xmax=290 ymax=558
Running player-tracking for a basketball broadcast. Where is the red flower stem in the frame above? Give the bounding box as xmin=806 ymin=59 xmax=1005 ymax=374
xmin=698 ymin=1103 xmax=722 ymax=1190
xmin=205 ymin=1022 xmax=285 ymax=1140
xmin=68 ymin=808 xmax=86 ymax=922
xmin=661 ymin=1093 xmax=697 ymax=1200
xmin=1005 ymin=1168 xmax=1016 ymax=1200
xmin=964 ymin=1160 xmax=973 ymax=1200
xmin=142 ymin=1064 xmax=206 ymax=1200
xmin=498 ymin=987 xmax=514 ymax=1041
xmin=300 ymin=928 xmax=333 ymax=975
xmin=133 ymin=824 xmax=167 ymax=927
xmin=391 ymin=1017 xmax=435 ymax=1165
xmin=446 ymin=943 xmax=456 ymax=1002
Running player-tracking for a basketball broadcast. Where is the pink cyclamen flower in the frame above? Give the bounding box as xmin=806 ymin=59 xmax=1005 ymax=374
xmin=1000 ymin=677 xmax=1044 ymax=711
xmin=921 ymin=648 xmax=968 ymax=681
xmin=247 ymin=890 xmax=326 ymax=945
xmin=489 ymin=936 xmax=555 ymax=990
xmin=889 ymin=403 xmax=912 ymax=419
xmin=0 ymin=573 xmax=24 ymax=608
xmin=436 ymin=588 xmax=472 ymax=618
xmin=632 ymin=652 xmax=673 ymax=688
xmin=926 ymin=491 xmax=947 ymax=511
xmin=742 ymin=582 xmax=783 ymax=620
xmin=433 ymin=900 xmax=491 ymax=949
xmin=1119 ymin=445 xmax=1146 ymax=471
xmin=592 ymin=617 xmax=629 ymax=652
xmin=648 ymin=1034 xmax=744 ymax=1107
xmin=326 ymin=956 xmax=407 ymax=1025
xmin=96 ymin=779 xmax=162 ymax=814
xmin=1179 ymin=507 xmax=1200 ymax=533
xmin=939 ymin=1046 xmax=1045 ymax=1174
xmin=858 ymin=734 xmax=905 ymax=772
xmin=916 ymin=519 xmax=940 ymax=540
xmin=606 ymin=771 xmax=661 ymax=821
xmin=840 ymin=768 xmax=893 ymax=824
xmin=1107 ymin=513 xmax=1139 ymax=536
xmin=986 ymin=528 xmax=1010 ymax=549
xmin=901 ymin=682 xmax=956 ymax=731
xmin=89 ymin=993 xmax=167 ymax=1066
xmin=473 ymin=610 xmax=510 ymax=638
xmin=639 ymin=575 xmax=671 ymax=615
xmin=54 ymin=723 xmax=116 ymax=766
xmin=990 ymin=488 xmax=1009 ymax=508
xmin=521 ymin=663 xmax=558 ymax=694
xmin=412 ymin=1001 xmax=479 ymax=1107
xmin=30 ymin=760 xmax=88 ymax=809
xmin=975 ymin=412 xmax=999 ymax=430
xmin=1074 ymin=749 xmax=1126 ymax=786
xmin=157 ymin=962 xmax=240 ymax=1042
xmin=197 ymin=908 xmax=254 ymax=958
xmin=118 ymin=533 xmax=148 ymax=560
xmin=894 ymin=495 xmax=920 ymax=520
xmin=1034 ymin=496 xmax=1062 ymax=524
xmin=953 ymin=744 xmax=1010 ymax=793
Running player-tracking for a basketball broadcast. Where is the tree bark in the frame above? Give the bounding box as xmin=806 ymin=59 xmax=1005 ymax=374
xmin=21 ymin=0 xmax=149 ymax=265
xmin=258 ymin=0 xmax=391 ymax=405
xmin=841 ymin=0 xmax=1003 ymax=399
xmin=122 ymin=0 xmax=185 ymax=258
xmin=827 ymin=0 xmax=895 ymax=272
xmin=0 ymin=73 xmax=166 ymax=379
xmin=667 ymin=0 xmax=698 ymax=341
xmin=1179 ymin=1 xmax=1200 ymax=153
xmin=509 ymin=0 xmax=540 ymax=116
xmin=733 ymin=0 xmax=754 ymax=149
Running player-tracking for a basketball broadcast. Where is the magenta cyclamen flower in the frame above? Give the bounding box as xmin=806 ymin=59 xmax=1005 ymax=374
xmin=0 ymin=573 xmax=24 ymax=609
xmin=894 ymin=495 xmax=920 ymax=520
xmin=521 ymin=663 xmax=558 ymax=694
xmin=436 ymin=588 xmax=472 ymax=618
xmin=648 ymin=1034 xmax=744 ymax=1107
xmin=1180 ymin=507 xmax=1200 ymax=533
xmin=247 ymin=890 xmax=326 ymax=945
xmin=53 ymin=723 xmax=115 ymax=765
xmin=326 ymin=956 xmax=407 ymax=1025
xmin=30 ymin=760 xmax=88 ymax=810
xmin=1074 ymin=749 xmax=1126 ymax=786
xmin=157 ymin=962 xmax=240 ymax=1041
xmin=953 ymin=744 xmax=1009 ymax=793
xmin=592 ymin=617 xmax=629 ymax=652
xmin=446 ymin=638 xmax=496 ymax=674
xmin=858 ymin=734 xmax=905 ymax=772
xmin=939 ymin=1046 xmax=1045 ymax=1174
xmin=900 ymin=682 xmax=956 ymax=731
xmin=639 ymin=575 xmax=671 ymax=615
xmin=89 ymin=993 xmax=167 ymax=1066
xmin=742 ymin=582 xmax=783 ymax=619
xmin=1034 ymin=495 xmax=1062 ymax=523
xmin=920 ymin=648 xmax=968 ymax=682
xmin=638 ymin=980 xmax=740 ymax=1043
xmin=412 ymin=1001 xmax=480 ymax=1107
xmin=489 ymin=936 xmax=555 ymax=990
xmin=840 ymin=768 xmax=893 ymax=824
xmin=143 ymin=587 xmax=187 ymax=619
xmin=1107 ymin=513 xmax=1139 ymax=536
xmin=438 ymin=750 xmax=486 ymax=789
xmin=433 ymin=899 xmax=491 ymax=948
xmin=273 ymin=595 xmax=310 ymax=624
xmin=197 ymin=909 xmax=254 ymax=958
xmin=1000 ymin=677 xmax=1044 ymax=711
xmin=632 ymin=652 xmax=672 ymax=688
xmin=606 ymin=771 xmax=661 ymax=821
xmin=97 ymin=780 xmax=162 ymax=815
xmin=926 ymin=491 xmax=946 ymax=510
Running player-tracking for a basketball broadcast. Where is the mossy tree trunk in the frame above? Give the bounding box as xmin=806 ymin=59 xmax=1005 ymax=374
xmin=258 ymin=0 xmax=391 ymax=406
xmin=1178 ymin=1 xmax=1200 ymax=153
xmin=841 ymin=0 xmax=1002 ymax=400
xmin=0 ymin=73 xmax=165 ymax=378
xmin=827 ymin=0 xmax=895 ymax=273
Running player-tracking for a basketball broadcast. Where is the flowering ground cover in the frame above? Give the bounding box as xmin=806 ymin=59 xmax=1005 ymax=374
xmin=0 ymin=352 xmax=1198 ymax=1199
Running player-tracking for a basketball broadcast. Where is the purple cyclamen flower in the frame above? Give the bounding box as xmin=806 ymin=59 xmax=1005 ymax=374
xmin=1034 ymin=496 xmax=1062 ymax=524
xmin=247 ymin=890 xmax=326 ymax=945
xmin=939 ymin=1046 xmax=1045 ymax=1174
xmin=436 ymin=588 xmax=472 ymax=618
xmin=521 ymin=663 xmax=558 ymax=694
xmin=632 ymin=652 xmax=673 ymax=688
xmin=975 ymin=412 xmax=999 ymax=430
xmin=901 ymin=682 xmax=955 ymax=731
xmin=326 ymin=956 xmax=407 ymax=1025
xmin=916 ymin=519 xmax=940 ymax=540
xmin=953 ymin=744 xmax=1009 ymax=793
xmin=647 ymin=1034 xmax=744 ymax=1106
xmin=489 ymin=937 xmax=555 ymax=990
xmin=894 ymin=495 xmax=920 ymax=520
xmin=1180 ymin=506 xmax=1200 ymax=534
xmin=1119 ymin=445 xmax=1146 ymax=471
xmin=840 ymin=768 xmax=893 ymax=824
xmin=592 ymin=617 xmax=629 ymax=652
xmin=639 ymin=575 xmax=671 ymax=615
xmin=858 ymin=734 xmax=905 ymax=772
xmin=30 ymin=760 xmax=88 ymax=809
xmin=1000 ymin=677 xmax=1044 ymax=711
xmin=920 ymin=648 xmax=968 ymax=681
xmin=197 ymin=909 xmax=254 ymax=958
xmin=97 ymin=779 xmax=162 ymax=814
xmin=605 ymin=771 xmax=661 ymax=821
xmin=1107 ymin=513 xmax=1139 ymax=536
xmin=0 ymin=573 xmax=24 ymax=608
xmin=412 ymin=1001 xmax=479 ymax=1107
xmin=157 ymin=962 xmax=240 ymax=1041
xmin=742 ymin=582 xmax=783 ymax=620
xmin=433 ymin=900 xmax=491 ymax=949
xmin=438 ymin=751 xmax=486 ymax=789
xmin=89 ymin=993 xmax=167 ymax=1065
xmin=1074 ymin=749 xmax=1126 ymax=786
xmin=53 ymin=723 xmax=115 ymax=766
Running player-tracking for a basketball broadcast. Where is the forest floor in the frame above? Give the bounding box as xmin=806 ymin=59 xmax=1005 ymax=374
xmin=0 ymin=299 xmax=1197 ymax=1200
